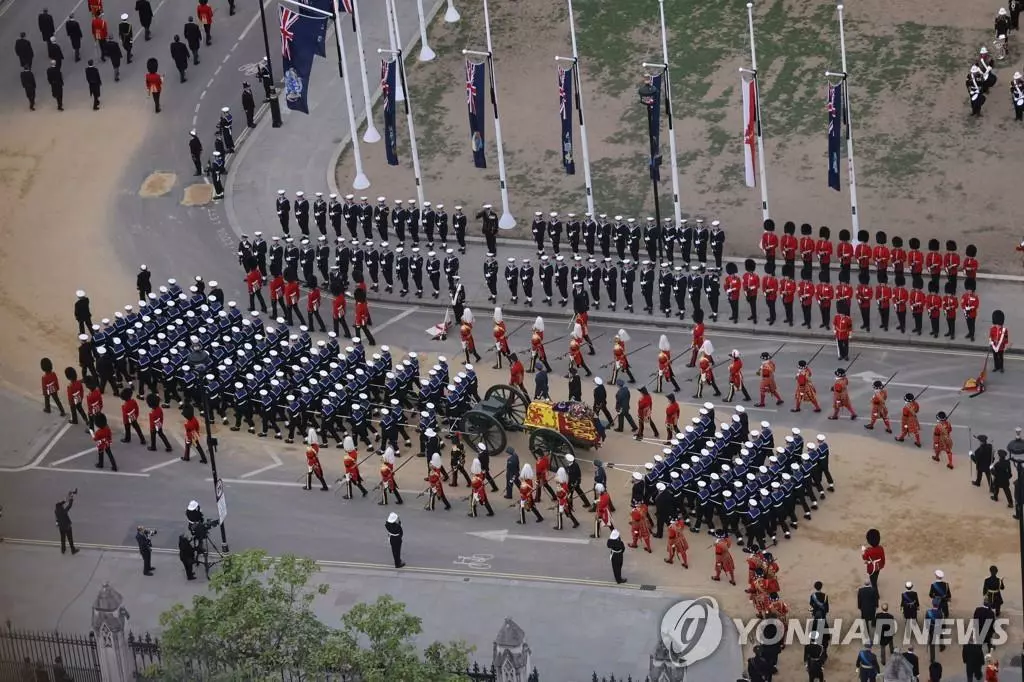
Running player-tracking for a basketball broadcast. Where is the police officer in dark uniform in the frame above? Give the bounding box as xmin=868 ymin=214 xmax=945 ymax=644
xmin=555 ymin=255 xmax=569 ymax=307
xmin=241 ymin=81 xmax=256 ymax=127
xmin=539 ymin=255 xmax=554 ymax=306
xmin=293 ymin=191 xmax=310 ymax=236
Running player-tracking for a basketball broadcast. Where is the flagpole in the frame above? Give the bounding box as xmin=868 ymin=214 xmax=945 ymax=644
xmin=657 ymin=0 xmax=683 ymax=228
xmin=351 ymin=0 xmax=381 ymax=143
xmin=332 ymin=3 xmax=371 ymax=189
xmin=385 ymin=0 xmax=405 ymax=102
xmin=836 ymin=3 xmax=860 ymax=233
xmin=746 ymin=2 xmax=770 ymax=220
xmin=445 ymin=0 xmax=460 ymax=22
xmin=566 ymin=0 xmax=595 ymax=217
xmin=416 ymin=0 xmax=435 ymax=61
xmin=478 ymin=0 xmax=515 ymax=228
xmin=384 ymin=0 xmax=426 ymax=206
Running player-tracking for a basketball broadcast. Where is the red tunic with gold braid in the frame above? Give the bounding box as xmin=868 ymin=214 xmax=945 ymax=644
xmin=531 ymin=331 xmax=547 ymax=360
xmin=460 ymin=322 xmax=476 ymax=352
xmin=657 ymin=350 xmax=674 ymax=382
xmin=613 ymin=339 xmax=629 ymax=370
xmin=493 ymin=321 xmax=509 ymax=354
xmin=569 ymin=338 xmax=584 ymax=368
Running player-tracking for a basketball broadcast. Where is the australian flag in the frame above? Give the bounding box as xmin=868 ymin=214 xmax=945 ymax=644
xmin=382 ymin=58 xmax=399 ymax=166
xmin=466 ymin=60 xmax=486 ymax=169
xmin=827 ymin=81 xmax=843 ymax=191
xmin=558 ymin=66 xmax=576 ymax=175
xmin=280 ymin=5 xmax=318 ymax=114
xmin=647 ymin=73 xmax=664 ymax=183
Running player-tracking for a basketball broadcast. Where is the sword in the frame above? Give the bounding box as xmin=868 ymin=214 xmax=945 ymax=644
xmin=599 ymin=342 xmax=653 ymax=369
xmin=945 ymin=401 xmax=961 ymax=420
xmin=488 ymin=321 xmax=529 ymax=353
xmin=554 ymin=332 xmax=606 ymax=360
xmin=843 ymin=353 xmax=861 ymax=373
xmin=767 ymin=343 xmax=786 ymax=359
xmin=914 ymin=386 xmax=930 ymax=401
xmin=805 ymin=344 xmax=826 ymax=366
xmin=880 ymin=371 xmax=899 ymax=389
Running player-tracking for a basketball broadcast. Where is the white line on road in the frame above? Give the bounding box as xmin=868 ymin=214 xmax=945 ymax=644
xmin=31 ymin=466 xmax=150 ymax=477
xmin=239 ymin=462 xmax=282 ymax=478
xmin=194 ymin=103 xmax=201 ymax=113
xmin=467 ymin=529 xmax=590 ymax=545
xmin=207 ymin=77 xmax=215 ymax=88
xmin=199 ymin=89 xmax=206 ymax=100
xmin=12 ymin=423 xmax=73 ymax=472
xmin=140 ymin=457 xmax=182 ymax=473
xmin=374 ymin=307 xmax=420 ymax=332
xmin=56 ymin=0 xmax=87 ymax=33
xmin=0 ymin=0 xmax=20 ymax=20
xmin=213 ymin=477 xmax=299 ymax=486
xmin=222 ymin=54 xmax=231 ymax=64
xmin=48 ymin=448 xmax=97 ymax=467
xmin=214 ymin=65 xmax=222 ymax=76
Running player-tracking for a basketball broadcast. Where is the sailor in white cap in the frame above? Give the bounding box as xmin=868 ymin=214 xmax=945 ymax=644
xmin=607 ymin=528 xmax=627 ymax=583
xmin=218 ymin=107 xmax=236 ymax=153
xmin=1013 ymin=71 xmax=1024 ymax=120
xmin=209 ymin=151 xmax=225 ymax=198
xmin=453 ymin=205 xmax=468 ymax=253
xmin=293 ymin=190 xmax=309 ymax=235
xmin=114 ymin=13 xmax=133 ymax=65
xmin=531 ymin=211 xmax=546 ymax=254
xmin=899 ymin=581 xmax=920 ymax=620
xmin=930 ymin=570 xmax=951 ymax=617
xmin=384 ymin=512 xmax=405 ymax=568
xmin=478 ymin=203 xmax=497 ymax=253
xmin=74 ymin=290 xmax=92 ymax=334
xmin=275 ymin=189 xmax=291 ymax=233
xmin=312 ymin=191 xmax=327 ymax=235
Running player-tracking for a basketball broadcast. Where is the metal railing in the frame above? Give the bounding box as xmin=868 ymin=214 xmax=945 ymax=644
xmin=0 ymin=620 xmax=101 ymax=682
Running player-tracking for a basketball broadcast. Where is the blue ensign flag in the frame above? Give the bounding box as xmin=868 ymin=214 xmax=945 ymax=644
xmin=303 ymin=0 xmax=332 ymax=58
xmin=382 ymin=58 xmax=399 ymax=166
xmin=827 ymin=81 xmax=843 ymax=191
xmin=280 ymin=5 xmax=319 ymax=115
xmin=648 ymin=73 xmax=664 ymax=183
xmin=558 ymin=65 xmax=576 ymax=175
xmin=466 ymin=60 xmax=487 ymax=169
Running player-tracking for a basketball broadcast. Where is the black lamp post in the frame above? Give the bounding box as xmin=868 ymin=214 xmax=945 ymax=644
xmin=189 ymin=346 xmax=230 ymax=552
xmin=257 ymin=0 xmax=283 ymax=128
xmin=638 ymin=82 xmax=663 ymax=259
xmin=1009 ymin=449 xmax=1024 ymax=609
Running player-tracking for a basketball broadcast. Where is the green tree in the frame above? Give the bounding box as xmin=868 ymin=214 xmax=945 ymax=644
xmin=156 ymin=550 xmax=472 ymax=681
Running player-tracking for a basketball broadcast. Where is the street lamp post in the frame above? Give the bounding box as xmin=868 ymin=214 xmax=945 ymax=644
xmin=257 ymin=0 xmax=283 ymax=128
xmin=638 ymin=82 xmax=663 ymax=259
xmin=1010 ymin=453 xmax=1024 ymax=606
xmin=190 ymin=346 xmax=230 ymax=552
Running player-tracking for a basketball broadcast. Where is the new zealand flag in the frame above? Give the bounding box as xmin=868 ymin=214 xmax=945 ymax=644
xmin=558 ymin=65 xmax=575 ymax=175
xmin=382 ymin=58 xmax=399 ymax=166
xmin=280 ymin=5 xmax=318 ymax=114
xmin=647 ymin=73 xmax=664 ymax=183
xmin=827 ymin=81 xmax=843 ymax=191
xmin=466 ymin=60 xmax=486 ymax=169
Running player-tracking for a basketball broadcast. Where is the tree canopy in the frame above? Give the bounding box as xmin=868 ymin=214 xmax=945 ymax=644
xmin=157 ymin=550 xmax=472 ymax=681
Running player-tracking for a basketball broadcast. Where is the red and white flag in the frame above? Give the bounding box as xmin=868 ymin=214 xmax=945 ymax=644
xmin=741 ymin=74 xmax=758 ymax=188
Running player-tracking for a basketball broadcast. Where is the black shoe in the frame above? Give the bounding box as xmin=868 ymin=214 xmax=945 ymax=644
xmin=71 ymin=548 xmax=80 ymax=555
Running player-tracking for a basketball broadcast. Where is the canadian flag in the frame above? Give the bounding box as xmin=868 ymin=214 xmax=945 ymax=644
xmin=741 ymin=74 xmax=758 ymax=188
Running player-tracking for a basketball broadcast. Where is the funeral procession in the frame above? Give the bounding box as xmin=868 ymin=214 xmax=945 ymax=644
xmin=3 ymin=0 xmax=1024 ymax=679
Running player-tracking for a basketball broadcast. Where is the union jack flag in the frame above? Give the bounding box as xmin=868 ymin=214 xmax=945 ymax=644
xmin=558 ymin=67 xmax=568 ymax=118
xmin=338 ymin=0 xmax=353 ymax=12
xmin=280 ymin=6 xmax=299 ymax=61
xmin=466 ymin=62 xmax=479 ymax=115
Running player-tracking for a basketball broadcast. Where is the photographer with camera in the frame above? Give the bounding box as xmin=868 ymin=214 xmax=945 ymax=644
xmin=135 ymin=525 xmax=155 ymax=576
xmin=178 ymin=534 xmax=196 ymax=580
xmin=55 ymin=490 xmax=79 ymax=555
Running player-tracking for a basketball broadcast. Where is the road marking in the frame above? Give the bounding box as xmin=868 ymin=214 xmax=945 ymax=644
xmin=56 ymin=0 xmax=88 ymax=33
xmin=675 ymin=399 xmax=777 ymax=413
xmin=9 ymin=423 xmax=73 ymax=472
xmin=467 ymin=529 xmax=591 ymax=545
xmin=30 ymin=467 xmax=150 ymax=477
xmin=222 ymin=54 xmax=231 ymax=64
xmin=140 ymin=457 xmax=182 ymax=473
xmin=195 ymin=103 xmax=201 ymax=113
xmin=130 ymin=0 xmax=171 ymax=42
xmin=0 ymin=0 xmax=20 ymax=20
xmin=207 ymin=77 xmax=215 ymax=88
xmin=453 ymin=554 xmax=493 ymax=569
xmin=199 ymin=89 xmax=206 ymax=100
xmin=48 ymin=448 xmax=98 ymax=467
xmin=214 ymin=65 xmax=222 ymax=76
xmin=212 ymin=477 xmax=298 ymax=486
xmin=239 ymin=461 xmax=282 ymax=478
xmin=374 ymin=307 xmax=420 ymax=332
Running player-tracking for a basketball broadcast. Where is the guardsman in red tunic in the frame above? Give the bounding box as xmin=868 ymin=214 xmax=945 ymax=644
xmin=181 ymin=405 xmax=208 ymax=463
xmin=942 ymin=281 xmax=959 ymax=339
xmin=332 ymin=289 xmax=351 ymax=339
xmin=865 ymin=381 xmax=892 ymax=433
xmin=665 ymin=393 xmax=680 ymax=437
xmin=990 ymin=309 xmax=1009 ymax=373
xmin=88 ymin=0 xmax=104 ymax=16
xmin=932 ymin=411 xmax=955 ymax=469
xmin=762 ymin=264 xmax=779 ymax=325
xmin=352 ymin=287 xmax=375 ymax=345
xmin=711 ymin=531 xmax=736 ymax=584
xmin=40 ymin=358 xmax=65 ymax=416
xmin=926 ymin=281 xmax=943 ymax=338
xmin=855 ymin=272 xmax=873 ymax=331
xmin=628 ymin=505 xmax=653 ymax=552
xmin=759 ymin=219 xmax=778 ymax=268
xmin=873 ymin=230 xmax=891 ymax=274
xmin=342 ymin=437 xmax=368 ymax=498
xmin=529 ymin=316 xmax=552 ymax=372
xmin=517 ymin=464 xmax=544 ymax=523
xmin=896 ymin=393 xmax=921 ymax=447
xmin=85 ymin=377 xmax=103 ymax=430
xmin=985 ymin=655 xmax=999 ymax=682
xmin=816 ymin=225 xmax=833 ymax=274
xmin=284 ymin=276 xmax=305 ymax=326
xmin=791 ymin=360 xmax=821 ymax=412
xmin=492 ymin=307 xmax=510 ymax=369
xmin=656 ymin=334 xmax=680 ymax=393
xmin=65 ymin=368 xmax=88 ymax=425
xmin=835 ymin=273 xmax=853 ymax=314
xmin=891 ymin=235 xmax=907 ymax=279
xmin=269 ymin=273 xmax=285 ymax=319
xmin=508 ymin=353 xmax=525 ymax=391
xmin=943 ymin=239 xmax=961 ymax=285
xmin=693 ymin=341 xmax=721 ymax=399
xmin=119 ymin=387 xmax=147 ymax=445
xmin=460 ymin=307 xmax=482 ymax=363
xmin=907 ymin=237 xmax=924 ymax=277
xmin=425 ymin=453 xmax=451 ymax=510
xmin=304 ymin=429 xmax=329 ymax=491
xmin=725 ymin=350 xmax=752 ymax=403
xmin=925 ymin=238 xmax=943 ymax=285
xmin=854 ymin=230 xmax=872 ymax=273
xmin=611 ymin=329 xmax=635 ymax=383
xmin=780 ymin=221 xmax=798 ymax=270
xmin=875 ymin=280 xmax=892 ymax=332
xmin=91 ymin=14 xmax=108 ymax=53
xmin=665 ymin=517 xmax=689 ymax=567
xmin=687 ymin=310 xmax=705 ymax=367
xmin=798 ymin=278 xmax=815 ymax=328
xmin=963 ymin=244 xmax=980 ymax=280
xmin=837 ymin=229 xmax=854 ymax=273
xmin=469 ymin=458 xmax=495 ymax=517
xmin=553 ymin=466 xmax=580 ymax=530
xmin=635 ymin=386 xmax=658 ymax=441
xmin=724 ymin=262 xmax=742 ymax=322
xmin=245 ymin=266 xmax=267 ymax=313
xmin=780 ymin=273 xmax=797 ymax=327
xmin=590 ymin=482 xmax=614 ymax=538
xmin=833 ymin=308 xmax=853 ymax=361
xmin=306 ymin=284 xmax=327 ymax=332
xmin=815 ymin=272 xmax=834 ymax=330
xmin=894 ymin=284 xmax=910 ymax=333
xmin=91 ymin=413 xmax=117 ymax=470
xmin=567 ymin=323 xmax=592 ymax=376
xmin=534 ymin=452 xmax=556 ymax=502
xmin=909 ymin=286 xmax=926 ymax=335
xmin=575 ymin=310 xmax=596 ymax=354
xmin=196 ymin=0 xmax=214 ymax=45
xmin=742 ymin=259 xmax=760 ymax=323
xmin=961 ymin=280 xmax=980 ymax=341
xmin=379 ymin=446 xmax=403 ymax=505
xmin=799 ymin=223 xmax=816 ymax=270
xmin=755 ymin=352 xmax=783 ymax=407
xmin=828 ymin=367 xmax=857 ymax=420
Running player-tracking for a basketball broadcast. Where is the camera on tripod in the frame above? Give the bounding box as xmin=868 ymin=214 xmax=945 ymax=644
xmin=189 ymin=518 xmax=220 ymax=540
xmin=139 ymin=526 xmax=158 ymax=538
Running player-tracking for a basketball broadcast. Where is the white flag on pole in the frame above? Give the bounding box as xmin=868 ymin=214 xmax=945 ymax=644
xmin=741 ymin=74 xmax=758 ymax=188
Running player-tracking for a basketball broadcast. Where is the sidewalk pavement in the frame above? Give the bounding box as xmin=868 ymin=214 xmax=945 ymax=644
xmin=0 ymin=386 xmax=66 ymax=469
xmin=225 ymin=0 xmax=432 ymax=242
xmin=0 ymin=542 xmax=742 ymax=681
